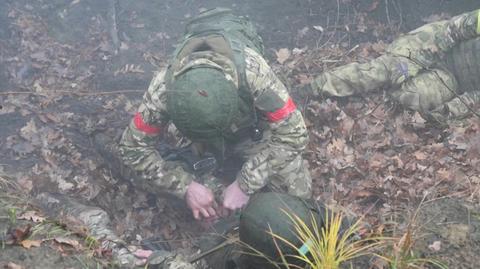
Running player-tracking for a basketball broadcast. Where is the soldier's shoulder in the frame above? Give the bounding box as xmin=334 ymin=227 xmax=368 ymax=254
xmin=244 ymin=47 xmax=269 ymax=66
xmin=149 ymin=68 xmax=168 ymax=88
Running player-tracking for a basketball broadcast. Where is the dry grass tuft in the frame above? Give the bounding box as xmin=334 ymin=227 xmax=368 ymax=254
xmin=244 ymin=208 xmax=385 ymax=269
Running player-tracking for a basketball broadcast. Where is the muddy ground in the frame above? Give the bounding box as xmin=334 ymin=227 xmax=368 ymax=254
xmin=1 ymin=0 xmax=480 ymax=268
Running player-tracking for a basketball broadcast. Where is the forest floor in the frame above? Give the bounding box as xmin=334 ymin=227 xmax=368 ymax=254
xmin=1 ymin=0 xmax=479 ymax=268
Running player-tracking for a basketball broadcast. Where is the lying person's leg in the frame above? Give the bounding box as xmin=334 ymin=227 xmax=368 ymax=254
xmin=439 ymin=9 xmax=480 ymax=51
xmin=391 ymin=68 xmax=459 ymax=113
xmin=311 ymin=54 xmax=423 ymax=98
xmin=428 ymin=90 xmax=480 ymax=123
xmin=388 ymin=9 xmax=480 ymax=64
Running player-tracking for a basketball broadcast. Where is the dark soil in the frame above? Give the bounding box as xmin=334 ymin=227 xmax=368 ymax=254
xmin=415 ymin=199 xmax=480 ymax=269
xmin=0 ymin=245 xmax=98 ymax=269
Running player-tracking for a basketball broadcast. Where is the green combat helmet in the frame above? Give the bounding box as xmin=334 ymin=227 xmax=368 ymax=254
xmin=239 ymin=192 xmax=333 ymax=269
xmin=167 ymin=66 xmax=238 ymax=143
xmin=196 ymin=193 xmax=353 ymax=269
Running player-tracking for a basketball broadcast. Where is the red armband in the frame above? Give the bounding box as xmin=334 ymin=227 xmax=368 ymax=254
xmin=266 ymin=97 xmax=297 ymax=122
xmin=133 ymin=112 xmax=161 ymax=134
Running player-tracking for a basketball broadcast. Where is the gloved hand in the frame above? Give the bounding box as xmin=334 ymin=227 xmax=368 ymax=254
xmin=222 ymin=180 xmax=250 ymax=211
xmin=185 ymin=181 xmax=217 ymax=220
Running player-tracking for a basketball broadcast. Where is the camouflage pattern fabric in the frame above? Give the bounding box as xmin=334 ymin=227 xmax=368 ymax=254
xmin=35 ymin=193 xmax=196 ymax=269
xmin=163 ymin=258 xmax=196 ymax=269
xmin=35 ymin=193 xmax=141 ymax=268
xmin=147 ymin=250 xmax=196 ymax=269
xmin=118 ymin=14 xmax=311 ymax=201
xmin=118 ymin=69 xmax=197 ymax=199
xmin=231 ymin=113 xmax=311 ymax=198
xmin=311 ymin=9 xmax=480 ymax=122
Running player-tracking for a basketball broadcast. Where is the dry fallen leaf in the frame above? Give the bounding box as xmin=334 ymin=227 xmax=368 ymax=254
xmin=437 ymin=168 xmax=451 ymax=181
xmin=365 ymin=0 xmax=380 ymax=12
xmin=17 ymin=177 xmax=33 ymax=192
xmin=20 ymin=239 xmax=42 ymax=249
xmin=70 ymin=0 xmax=81 ymax=6
xmin=428 ymin=240 xmax=442 ymax=252
xmin=312 ymin=25 xmax=324 ymax=32
xmin=327 ymin=137 xmax=346 ymax=155
xmin=295 ymin=73 xmax=312 ymax=85
xmin=54 ymin=237 xmax=82 ymax=250
xmin=351 ymin=189 xmax=375 ymax=199
xmin=414 ymin=151 xmax=428 ymax=160
xmin=20 ymin=119 xmax=40 ymax=146
xmin=5 ymin=262 xmax=25 ymax=269
xmin=371 ymin=41 xmax=386 ymax=53
xmin=411 ymin=112 xmax=426 ymax=126
xmin=275 ymin=48 xmax=291 ymax=64
xmin=368 ymin=152 xmax=386 ymax=170
xmin=337 ymin=111 xmax=355 ymax=136
xmin=18 ymin=211 xmax=46 ymax=223
xmin=6 ymin=225 xmax=32 ymax=244
xmin=292 ymin=47 xmax=307 ymax=55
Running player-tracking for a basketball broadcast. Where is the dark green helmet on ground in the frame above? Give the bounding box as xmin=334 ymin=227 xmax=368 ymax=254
xmin=197 ymin=193 xmax=352 ymax=269
xmin=167 ymin=67 xmax=238 ymax=142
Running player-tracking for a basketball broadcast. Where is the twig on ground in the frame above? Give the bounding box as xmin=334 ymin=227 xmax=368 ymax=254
xmin=108 ymin=0 xmax=121 ymax=54
xmin=336 ymin=164 xmax=366 ymax=178
xmin=423 ymin=190 xmax=469 ymax=204
xmin=390 ymin=0 xmax=404 ymax=31
xmin=385 ymin=0 xmax=391 ymax=25
xmin=343 ymin=44 xmax=360 ymax=58
xmin=316 ymin=0 xmax=342 ymax=50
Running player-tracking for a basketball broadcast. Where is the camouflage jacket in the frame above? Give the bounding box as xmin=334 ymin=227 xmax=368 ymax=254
xmin=118 ymin=47 xmax=309 ymax=198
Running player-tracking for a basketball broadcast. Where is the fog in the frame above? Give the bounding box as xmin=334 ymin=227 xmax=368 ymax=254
xmin=0 ymin=1 xmax=479 ymax=268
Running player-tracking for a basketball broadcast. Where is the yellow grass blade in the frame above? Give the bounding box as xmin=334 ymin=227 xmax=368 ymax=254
xmin=270 ymin=208 xmax=385 ymax=269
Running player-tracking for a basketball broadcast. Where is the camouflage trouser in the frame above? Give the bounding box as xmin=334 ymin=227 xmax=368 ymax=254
xmin=312 ymin=9 xmax=480 ymax=122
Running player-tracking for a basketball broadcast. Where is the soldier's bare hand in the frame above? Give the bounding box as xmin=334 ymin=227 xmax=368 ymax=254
xmin=133 ymin=249 xmax=152 ymax=266
xmin=223 ymin=180 xmax=250 ymax=211
xmin=185 ymin=181 xmax=217 ymax=220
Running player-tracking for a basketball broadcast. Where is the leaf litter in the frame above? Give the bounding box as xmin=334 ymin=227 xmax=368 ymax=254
xmin=0 ymin=0 xmax=479 ymax=268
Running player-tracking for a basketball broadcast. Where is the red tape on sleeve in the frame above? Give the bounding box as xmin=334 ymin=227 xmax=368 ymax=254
xmin=133 ymin=112 xmax=161 ymax=135
xmin=266 ymin=97 xmax=297 ymax=122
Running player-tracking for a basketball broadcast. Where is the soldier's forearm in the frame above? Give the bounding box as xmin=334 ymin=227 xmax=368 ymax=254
xmin=236 ymin=111 xmax=308 ymax=194
xmin=236 ymin=146 xmax=269 ymax=194
xmin=118 ymin=143 xmax=194 ymax=198
xmin=118 ymin=125 xmax=194 ymax=199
